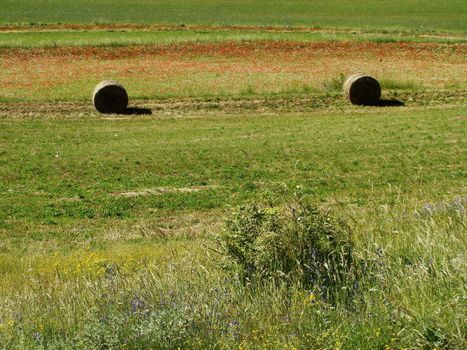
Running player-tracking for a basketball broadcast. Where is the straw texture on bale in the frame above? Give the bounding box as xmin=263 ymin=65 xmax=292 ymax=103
xmin=343 ymin=74 xmax=381 ymax=106
xmin=93 ymin=80 xmax=128 ymax=113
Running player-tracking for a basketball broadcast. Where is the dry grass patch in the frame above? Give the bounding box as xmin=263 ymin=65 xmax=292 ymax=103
xmin=112 ymin=185 xmax=220 ymax=198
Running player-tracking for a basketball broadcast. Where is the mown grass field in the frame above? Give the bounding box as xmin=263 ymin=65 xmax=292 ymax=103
xmin=0 ymin=2 xmax=466 ymax=349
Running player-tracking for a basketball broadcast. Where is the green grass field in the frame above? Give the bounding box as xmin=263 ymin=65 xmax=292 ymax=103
xmin=0 ymin=1 xmax=466 ymax=349
xmin=1 ymin=0 xmax=466 ymax=32
xmin=2 ymin=106 xmax=464 ymax=250
xmin=1 ymin=104 xmax=466 ymax=349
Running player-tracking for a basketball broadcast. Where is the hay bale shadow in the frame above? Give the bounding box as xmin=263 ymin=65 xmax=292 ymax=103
xmin=122 ymin=107 xmax=153 ymax=115
xmin=371 ymin=99 xmax=405 ymax=107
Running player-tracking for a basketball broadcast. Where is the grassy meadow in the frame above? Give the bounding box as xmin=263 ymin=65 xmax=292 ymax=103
xmin=0 ymin=1 xmax=466 ymax=349
xmin=2 ymin=28 xmax=465 ymax=50
xmin=1 ymin=41 xmax=465 ymax=103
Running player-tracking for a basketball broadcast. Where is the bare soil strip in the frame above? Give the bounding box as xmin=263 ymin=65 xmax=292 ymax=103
xmin=112 ymin=185 xmax=220 ymax=198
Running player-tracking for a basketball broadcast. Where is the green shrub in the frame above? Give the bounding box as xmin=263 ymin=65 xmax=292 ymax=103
xmin=217 ymin=200 xmax=355 ymax=300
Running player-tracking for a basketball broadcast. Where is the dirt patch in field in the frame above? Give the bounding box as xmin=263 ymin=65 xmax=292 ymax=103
xmin=112 ymin=185 xmax=219 ymax=198
xmin=57 ymin=196 xmax=83 ymax=203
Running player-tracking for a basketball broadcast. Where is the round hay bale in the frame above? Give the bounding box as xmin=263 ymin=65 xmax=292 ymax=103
xmin=92 ymin=80 xmax=128 ymax=114
xmin=343 ymin=74 xmax=381 ymax=106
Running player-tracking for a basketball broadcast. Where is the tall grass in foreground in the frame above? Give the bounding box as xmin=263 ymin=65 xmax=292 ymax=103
xmin=0 ymin=195 xmax=465 ymax=349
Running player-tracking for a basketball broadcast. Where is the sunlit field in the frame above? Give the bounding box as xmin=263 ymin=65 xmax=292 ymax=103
xmin=0 ymin=1 xmax=466 ymax=349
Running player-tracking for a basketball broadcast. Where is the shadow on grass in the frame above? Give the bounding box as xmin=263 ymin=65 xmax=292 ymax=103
xmin=122 ymin=107 xmax=153 ymax=115
xmin=372 ymin=99 xmax=405 ymax=107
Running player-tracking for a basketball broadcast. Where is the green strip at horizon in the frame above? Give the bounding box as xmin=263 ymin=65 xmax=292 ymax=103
xmin=0 ymin=29 xmax=465 ymax=49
